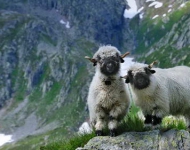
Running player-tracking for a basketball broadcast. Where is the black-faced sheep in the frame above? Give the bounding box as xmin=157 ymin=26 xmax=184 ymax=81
xmin=122 ymin=62 xmax=190 ymax=129
xmin=85 ymin=45 xmax=130 ymax=136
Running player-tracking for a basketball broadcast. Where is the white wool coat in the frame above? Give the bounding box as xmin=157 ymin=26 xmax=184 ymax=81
xmin=88 ymin=70 xmax=130 ymax=126
xmin=130 ymin=65 xmax=190 ymax=125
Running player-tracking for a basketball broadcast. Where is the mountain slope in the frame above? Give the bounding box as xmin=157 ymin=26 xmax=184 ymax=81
xmin=0 ymin=0 xmax=131 ymax=149
xmin=132 ymin=0 xmax=190 ymax=67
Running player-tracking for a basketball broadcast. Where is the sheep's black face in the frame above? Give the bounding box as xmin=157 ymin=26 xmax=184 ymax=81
xmin=99 ymin=56 xmax=120 ymax=76
xmin=133 ymin=72 xmax=150 ymax=89
xmin=126 ymin=67 xmax=155 ymax=90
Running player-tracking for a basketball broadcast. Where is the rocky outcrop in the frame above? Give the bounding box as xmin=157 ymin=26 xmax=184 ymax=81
xmin=0 ymin=0 xmax=129 ymax=50
xmin=78 ymin=129 xmax=190 ymax=150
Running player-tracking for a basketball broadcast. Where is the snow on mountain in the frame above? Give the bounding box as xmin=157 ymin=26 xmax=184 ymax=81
xmin=124 ymin=0 xmax=138 ymax=19
xmin=148 ymin=1 xmax=163 ymax=8
xmin=0 ymin=134 xmax=13 ymax=147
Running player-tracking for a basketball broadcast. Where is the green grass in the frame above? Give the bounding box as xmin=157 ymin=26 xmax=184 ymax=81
xmin=40 ymin=132 xmax=96 ymax=150
xmin=39 ymin=103 xmax=187 ymax=150
xmin=1 ymin=103 xmax=187 ymax=150
xmin=138 ymin=45 xmax=190 ymax=68
xmin=162 ymin=116 xmax=187 ymax=131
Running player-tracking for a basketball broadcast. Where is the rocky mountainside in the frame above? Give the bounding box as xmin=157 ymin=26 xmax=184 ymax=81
xmin=131 ymin=0 xmax=190 ymax=67
xmin=0 ymin=0 xmax=133 ymax=144
xmin=78 ymin=129 xmax=190 ymax=150
xmin=1 ymin=0 xmax=190 ymax=149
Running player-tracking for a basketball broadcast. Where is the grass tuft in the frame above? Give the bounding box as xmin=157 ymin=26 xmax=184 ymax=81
xmin=40 ymin=132 xmax=96 ymax=150
xmin=161 ymin=116 xmax=187 ymax=131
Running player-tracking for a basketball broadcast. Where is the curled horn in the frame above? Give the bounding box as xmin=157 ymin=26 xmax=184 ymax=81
xmin=120 ymin=52 xmax=130 ymax=59
xmin=120 ymin=52 xmax=130 ymax=63
xmin=120 ymin=75 xmax=128 ymax=79
xmin=148 ymin=61 xmax=157 ymax=69
xmin=85 ymin=56 xmax=97 ymax=66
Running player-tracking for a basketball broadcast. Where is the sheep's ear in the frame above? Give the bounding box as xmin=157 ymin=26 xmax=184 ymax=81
xmin=93 ymin=62 xmax=97 ymax=66
xmin=120 ymin=57 xmax=125 ymax=63
xmin=145 ymin=67 xmax=156 ymax=74
xmin=121 ymin=75 xmax=130 ymax=83
xmin=85 ymin=56 xmax=97 ymax=66
xmin=125 ymin=76 xmax=130 ymax=83
xmin=120 ymin=52 xmax=130 ymax=63
xmin=150 ymin=69 xmax=156 ymax=74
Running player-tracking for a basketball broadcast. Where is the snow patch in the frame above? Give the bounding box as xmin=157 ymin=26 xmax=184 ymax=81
xmin=78 ymin=122 xmax=92 ymax=134
xmin=140 ymin=13 xmax=144 ymax=19
xmin=146 ymin=0 xmax=155 ymax=2
xmin=137 ymin=7 xmax=144 ymax=13
xmin=152 ymin=15 xmax=159 ymax=19
xmin=180 ymin=3 xmax=185 ymax=8
xmin=149 ymin=1 xmax=163 ymax=8
xmin=60 ymin=19 xmax=70 ymax=28
xmin=0 ymin=134 xmax=13 ymax=147
xmin=168 ymin=9 xmax=172 ymax=13
xmin=121 ymin=57 xmax=135 ymax=76
xmin=168 ymin=5 xmax=173 ymax=8
xmin=124 ymin=0 xmax=138 ymax=19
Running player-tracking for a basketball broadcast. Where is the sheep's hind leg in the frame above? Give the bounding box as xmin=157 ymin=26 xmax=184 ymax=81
xmin=152 ymin=115 xmax=162 ymax=129
xmin=144 ymin=114 xmax=153 ymax=129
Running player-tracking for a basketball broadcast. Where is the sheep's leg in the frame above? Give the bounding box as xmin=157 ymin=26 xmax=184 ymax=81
xmin=95 ymin=106 xmax=107 ymax=136
xmin=108 ymin=116 xmax=118 ymax=137
xmin=144 ymin=114 xmax=153 ymax=128
xmin=152 ymin=116 xmax=162 ymax=126
xmin=152 ymin=108 xmax=163 ymax=129
xmin=109 ymin=104 xmax=126 ymax=136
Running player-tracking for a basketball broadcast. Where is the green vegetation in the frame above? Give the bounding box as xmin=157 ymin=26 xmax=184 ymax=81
xmin=40 ymin=132 xmax=96 ymax=150
xmin=138 ymin=45 xmax=190 ymax=68
xmin=38 ymin=103 xmax=187 ymax=150
xmin=162 ymin=116 xmax=187 ymax=131
xmin=40 ymin=33 xmax=57 ymax=46
xmin=132 ymin=2 xmax=190 ymax=54
xmin=2 ymin=2 xmax=190 ymax=150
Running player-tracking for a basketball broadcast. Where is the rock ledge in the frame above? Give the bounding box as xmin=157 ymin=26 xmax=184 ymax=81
xmin=77 ymin=129 xmax=190 ymax=150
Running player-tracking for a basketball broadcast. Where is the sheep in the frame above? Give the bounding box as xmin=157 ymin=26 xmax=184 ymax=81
xmin=85 ymin=45 xmax=130 ymax=137
xmin=122 ymin=61 xmax=190 ymax=129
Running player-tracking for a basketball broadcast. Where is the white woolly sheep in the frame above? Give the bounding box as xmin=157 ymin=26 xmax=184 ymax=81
xmin=85 ymin=45 xmax=130 ymax=136
xmin=123 ymin=62 xmax=190 ymax=128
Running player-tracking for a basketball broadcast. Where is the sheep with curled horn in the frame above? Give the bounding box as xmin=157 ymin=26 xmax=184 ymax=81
xmin=122 ymin=61 xmax=190 ymax=129
xmin=85 ymin=45 xmax=130 ymax=137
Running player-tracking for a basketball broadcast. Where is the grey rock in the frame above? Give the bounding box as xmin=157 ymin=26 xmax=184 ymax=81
xmin=79 ymin=130 xmax=190 ymax=150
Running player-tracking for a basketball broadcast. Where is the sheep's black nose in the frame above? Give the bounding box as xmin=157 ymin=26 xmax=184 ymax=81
xmin=106 ymin=62 xmax=114 ymax=73
xmin=100 ymin=59 xmax=119 ymax=76
xmin=107 ymin=63 xmax=113 ymax=67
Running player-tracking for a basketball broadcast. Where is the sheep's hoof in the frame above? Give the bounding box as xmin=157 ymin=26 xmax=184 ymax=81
xmin=144 ymin=114 xmax=152 ymax=124
xmin=96 ymin=130 xmax=103 ymax=136
xmin=152 ymin=116 xmax=162 ymax=126
xmin=110 ymin=129 xmax=117 ymax=137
